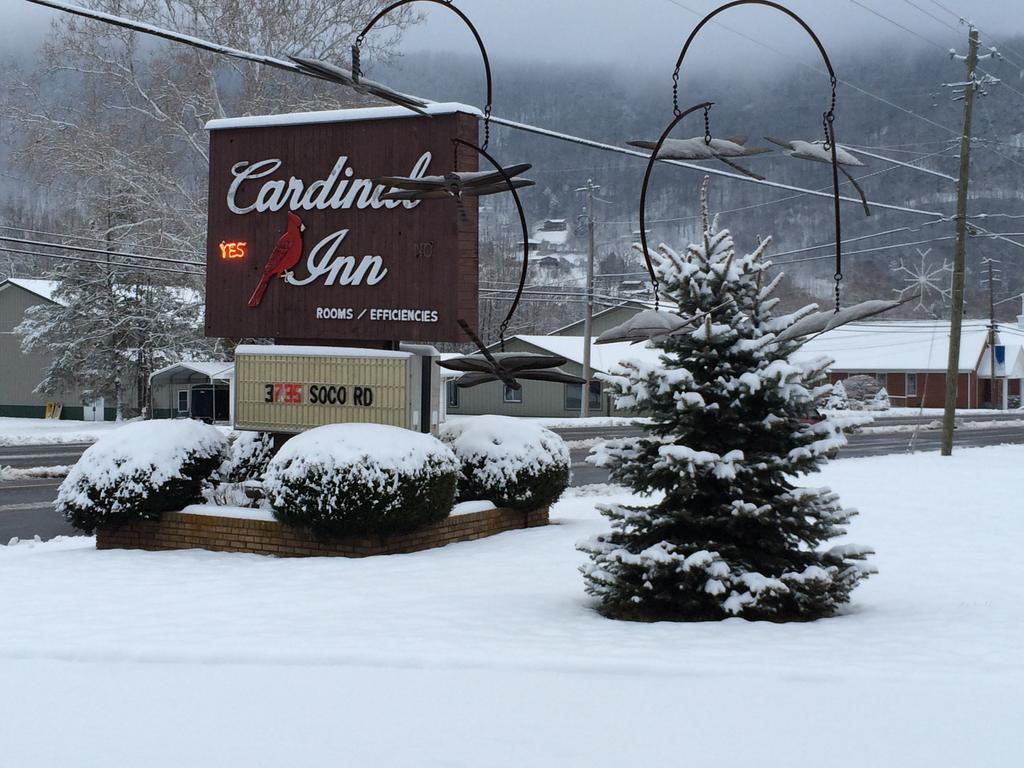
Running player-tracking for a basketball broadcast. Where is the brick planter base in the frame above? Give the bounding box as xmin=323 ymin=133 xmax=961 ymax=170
xmin=96 ymin=505 xmax=549 ymax=557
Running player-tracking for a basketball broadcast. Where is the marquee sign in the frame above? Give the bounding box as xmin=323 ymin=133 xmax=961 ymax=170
xmin=233 ymin=344 xmax=437 ymax=433
xmin=204 ymin=103 xmax=480 ymax=342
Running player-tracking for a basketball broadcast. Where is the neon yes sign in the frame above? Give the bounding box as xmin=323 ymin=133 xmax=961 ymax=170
xmin=219 ymin=241 xmax=248 ymax=260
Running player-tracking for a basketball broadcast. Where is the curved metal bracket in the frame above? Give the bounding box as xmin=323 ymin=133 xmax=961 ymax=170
xmin=354 ymin=0 xmax=494 ymax=147
xmin=670 ymin=0 xmax=843 ymax=309
xmin=637 ymin=101 xmax=715 ymax=310
xmin=451 ymin=137 xmax=530 ymax=349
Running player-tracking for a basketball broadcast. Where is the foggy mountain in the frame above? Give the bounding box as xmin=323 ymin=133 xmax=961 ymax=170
xmin=2 ymin=31 xmax=1023 ymax=330
xmin=380 ymin=45 xmax=1024 ymax=322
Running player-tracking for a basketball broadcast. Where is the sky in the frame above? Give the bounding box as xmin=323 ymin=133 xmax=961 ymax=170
xmin=397 ymin=0 xmax=1024 ymax=72
xmin=4 ymin=0 xmax=1024 ymax=71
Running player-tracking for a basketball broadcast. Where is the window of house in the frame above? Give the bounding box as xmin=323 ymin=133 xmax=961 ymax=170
xmin=875 ymin=372 xmax=888 ymax=389
xmin=446 ymin=380 xmax=460 ymax=408
xmin=565 ymin=381 xmax=602 ymax=411
xmin=503 ymin=385 xmax=522 ymax=404
xmin=176 ymin=389 xmax=189 ymax=414
xmin=906 ymin=373 xmax=918 ymax=397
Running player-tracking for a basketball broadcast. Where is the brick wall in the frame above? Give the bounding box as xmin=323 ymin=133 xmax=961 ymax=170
xmin=96 ymin=505 xmax=549 ymax=557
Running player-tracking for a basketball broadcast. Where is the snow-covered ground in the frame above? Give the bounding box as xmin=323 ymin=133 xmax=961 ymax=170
xmin=0 ymin=417 xmax=126 ymax=446
xmin=2 ymin=445 xmax=1022 ymax=766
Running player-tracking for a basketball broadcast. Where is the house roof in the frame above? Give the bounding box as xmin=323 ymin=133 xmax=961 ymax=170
xmin=513 ymin=319 xmax=1024 ymax=377
xmin=149 ymin=361 xmax=234 ymax=383
xmin=507 ymin=334 xmax=664 ymax=375
xmin=793 ymin=320 xmax=1024 ymax=372
xmin=0 ymin=278 xmax=63 ymax=304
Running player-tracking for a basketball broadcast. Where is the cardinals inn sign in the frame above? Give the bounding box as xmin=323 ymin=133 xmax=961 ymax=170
xmin=204 ymin=103 xmax=480 ymax=342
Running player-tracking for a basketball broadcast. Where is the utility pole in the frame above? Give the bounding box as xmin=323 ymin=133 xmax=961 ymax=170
xmin=941 ymin=26 xmax=980 ymax=455
xmin=576 ymin=180 xmax=598 ymax=418
xmin=982 ymin=257 xmax=1002 ymax=409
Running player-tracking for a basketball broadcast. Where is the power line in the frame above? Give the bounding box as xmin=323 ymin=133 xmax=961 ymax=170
xmin=28 ymin=0 xmax=950 ymax=221
xmin=489 ymin=115 xmax=945 ymax=217
xmin=0 ymin=224 xmax=199 ymax=255
xmin=0 ymin=245 xmax=205 ymax=277
xmin=849 ymin=0 xmax=1024 ymax=103
xmin=0 ymin=234 xmax=204 ymax=267
xmin=926 ymin=0 xmax=1024 ymax=69
xmin=661 ymin=0 xmax=962 ymax=138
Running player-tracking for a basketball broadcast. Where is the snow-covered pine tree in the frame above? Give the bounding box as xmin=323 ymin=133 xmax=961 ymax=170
xmin=579 ymin=179 xmax=874 ymax=622
xmin=825 ymin=379 xmax=848 ymax=410
xmin=17 ymin=259 xmax=210 ymax=418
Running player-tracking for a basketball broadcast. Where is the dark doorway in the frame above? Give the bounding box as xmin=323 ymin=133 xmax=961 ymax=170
xmin=190 ymin=384 xmax=230 ymax=422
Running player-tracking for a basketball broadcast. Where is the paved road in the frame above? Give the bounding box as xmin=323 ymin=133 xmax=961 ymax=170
xmin=562 ymin=420 xmax=1024 ymax=487
xmin=2 ymin=416 xmax=1023 ymax=542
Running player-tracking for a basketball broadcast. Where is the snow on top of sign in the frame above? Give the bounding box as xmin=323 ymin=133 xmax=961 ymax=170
xmin=206 ymin=102 xmax=482 ymax=131
xmin=235 ymin=344 xmax=412 ymax=359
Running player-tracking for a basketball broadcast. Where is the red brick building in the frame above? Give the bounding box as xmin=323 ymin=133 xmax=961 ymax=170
xmin=794 ymin=319 xmax=1024 ymax=409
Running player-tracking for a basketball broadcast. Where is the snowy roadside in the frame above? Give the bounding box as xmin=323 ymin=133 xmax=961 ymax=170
xmin=0 ymin=417 xmax=235 ymax=447
xmin=858 ymin=417 xmax=1024 ymax=434
xmin=1 ymin=444 xmax=1022 ymax=766
xmin=0 ymin=417 xmax=127 ymax=446
xmin=0 ymin=464 xmax=70 ymax=481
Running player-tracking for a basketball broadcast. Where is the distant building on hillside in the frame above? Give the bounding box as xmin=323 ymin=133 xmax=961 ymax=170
xmin=533 ymin=219 xmax=571 ymax=254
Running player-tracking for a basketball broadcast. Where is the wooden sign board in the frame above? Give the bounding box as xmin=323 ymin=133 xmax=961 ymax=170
xmin=205 ymin=103 xmax=480 ymax=342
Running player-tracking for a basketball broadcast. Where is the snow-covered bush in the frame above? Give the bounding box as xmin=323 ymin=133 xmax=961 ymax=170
xmin=216 ymin=430 xmax=274 ymax=483
xmin=578 ymin=179 xmax=874 ymax=622
xmin=870 ymin=387 xmax=891 ymax=411
xmin=825 ymin=380 xmax=848 ymax=410
xmin=441 ymin=416 xmax=570 ymax=510
xmin=843 ymin=375 xmax=883 ymax=409
xmin=265 ymin=424 xmax=458 ymax=536
xmin=56 ymin=419 xmax=227 ymax=532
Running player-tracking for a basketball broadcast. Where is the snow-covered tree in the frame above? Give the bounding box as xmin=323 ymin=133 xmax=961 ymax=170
xmin=825 ymin=379 xmax=848 ymax=410
xmin=579 ymin=179 xmax=874 ymax=622
xmin=871 ymin=387 xmax=891 ymax=411
xmin=17 ymin=259 xmax=209 ymax=418
xmin=843 ymin=375 xmax=882 ymax=410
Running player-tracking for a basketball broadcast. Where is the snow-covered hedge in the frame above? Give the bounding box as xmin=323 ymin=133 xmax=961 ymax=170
xmin=441 ymin=416 xmax=570 ymax=510
xmin=216 ymin=430 xmax=274 ymax=482
xmin=56 ymin=419 xmax=227 ymax=532
xmin=264 ymin=424 xmax=458 ymax=535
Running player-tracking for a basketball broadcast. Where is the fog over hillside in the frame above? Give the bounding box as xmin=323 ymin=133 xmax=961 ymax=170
xmin=2 ymin=0 xmax=1023 ymax=329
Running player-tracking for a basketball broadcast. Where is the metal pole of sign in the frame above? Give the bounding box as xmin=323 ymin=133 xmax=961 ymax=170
xmin=576 ymin=180 xmax=598 ymax=418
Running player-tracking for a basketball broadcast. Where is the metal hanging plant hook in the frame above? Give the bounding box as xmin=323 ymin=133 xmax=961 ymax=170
xmin=352 ymin=0 xmax=494 ymax=148
xmin=668 ymin=0 xmax=845 ymax=311
xmin=450 ymin=137 xmax=532 ymax=351
xmin=637 ymin=100 xmax=715 ymax=311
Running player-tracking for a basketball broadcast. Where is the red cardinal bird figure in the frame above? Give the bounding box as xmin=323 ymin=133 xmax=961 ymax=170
xmin=247 ymin=211 xmax=305 ymax=308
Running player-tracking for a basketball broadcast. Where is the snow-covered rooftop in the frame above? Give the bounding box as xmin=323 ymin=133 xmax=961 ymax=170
xmin=793 ymin=320 xmax=1024 ymax=372
xmin=206 ymin=102 xmax=481 ymax=131
xmin=1 ymin=278 xmax=62 ymax=304
xmin=149 ymin=361 xmax=234 ymax=383
xmin=508 ymin=335 xmax=663 ymax=374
